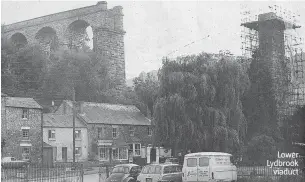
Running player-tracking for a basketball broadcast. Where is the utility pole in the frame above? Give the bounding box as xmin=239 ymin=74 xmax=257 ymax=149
xmin=72 ymin=88 xmax=76 ymax=163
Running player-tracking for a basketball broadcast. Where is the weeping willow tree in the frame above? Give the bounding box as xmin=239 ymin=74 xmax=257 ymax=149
xmin=153 ymin=53 xmax=250 ymax=157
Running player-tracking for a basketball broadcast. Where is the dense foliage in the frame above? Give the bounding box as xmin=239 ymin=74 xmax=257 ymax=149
xmin=133 ymin=71 xmax=159 ymax=117
xmin=153 ymin=54 xmax=250 ymax=156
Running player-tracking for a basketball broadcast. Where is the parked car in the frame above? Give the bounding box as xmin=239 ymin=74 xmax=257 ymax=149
xmin=137 ymin=163 xmax=183 ymax=182
xmin=105 ymin=164 xmax=141 ymax=182
xmin=1 ymin=157 xmax=29 ymax=168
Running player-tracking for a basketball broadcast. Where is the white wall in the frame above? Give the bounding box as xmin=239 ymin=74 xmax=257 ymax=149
xmin=43 ymin=127 xmax=88 ymax=162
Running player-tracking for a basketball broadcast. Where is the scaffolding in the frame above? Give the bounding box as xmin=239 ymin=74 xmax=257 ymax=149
xmin=240 ymin=4 xmax=305 ymax=118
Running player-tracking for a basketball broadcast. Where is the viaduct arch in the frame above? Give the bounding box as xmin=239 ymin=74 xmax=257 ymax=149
xmin=3 ymin=1 xmax=126 ymax=89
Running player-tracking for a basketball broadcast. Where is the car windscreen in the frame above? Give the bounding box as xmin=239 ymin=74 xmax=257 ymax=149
xmin=163 ymin=165 xmax=182 ymax=174
xmin=141 ymin=165 xmax=161 ymax=174
xmin=112 ymin=166 xmax=129 ymax=174
xmin=130 ymin=166 xmax=140 ymax=173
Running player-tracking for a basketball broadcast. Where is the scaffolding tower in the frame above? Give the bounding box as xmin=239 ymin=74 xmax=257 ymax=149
xmin=240 ymin=4 xmax=305 ymax=119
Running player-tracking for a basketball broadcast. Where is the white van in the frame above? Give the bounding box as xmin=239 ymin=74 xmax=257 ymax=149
xmin=182 ymin=152 xmax=237 ymax=182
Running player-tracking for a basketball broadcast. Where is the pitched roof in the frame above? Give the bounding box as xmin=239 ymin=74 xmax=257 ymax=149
xmin=43 ymin=114 xmax=86 ymax=128
xmin=63 ymin=101 xmax=151 ymax=126
xmin=5 ymin=97 xmax=42 ymax=109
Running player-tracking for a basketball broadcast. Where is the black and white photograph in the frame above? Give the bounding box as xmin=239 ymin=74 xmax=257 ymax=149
xmin=1 ymin=0 xmax=305 ymax=182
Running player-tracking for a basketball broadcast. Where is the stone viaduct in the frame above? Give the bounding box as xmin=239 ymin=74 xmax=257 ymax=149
xmin=2 ymin=1 xmax=126 ymax=89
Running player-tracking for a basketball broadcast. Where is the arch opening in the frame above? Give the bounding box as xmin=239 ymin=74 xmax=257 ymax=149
xmin=35 ymin=26 xmax=59 ymax=56
xmin=67 ymin=20 xmax=94 ymax=51
xmin=10 ymin=33 xmax=28 ymax=49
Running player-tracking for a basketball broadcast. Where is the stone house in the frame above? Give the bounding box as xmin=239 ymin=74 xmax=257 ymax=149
xmin=54 ymin=100 xmax=153 ymax=164
xmin=43 ymin=114 xmax=88 ymax=162
xmin=1 ymin=95 xmax=43 ymax=162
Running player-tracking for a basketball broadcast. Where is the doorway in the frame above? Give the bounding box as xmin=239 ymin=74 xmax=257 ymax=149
xmin=150 ymin=148 xmax=156 ymax=163
xmin=62 ymin=147 xmax=67 ymax=162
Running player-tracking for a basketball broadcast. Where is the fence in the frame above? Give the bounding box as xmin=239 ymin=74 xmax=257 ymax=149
xmin=237 ymin=166 xmax=305 ymax=182
xmin=1 ymin=162 xmax=84 ymax=182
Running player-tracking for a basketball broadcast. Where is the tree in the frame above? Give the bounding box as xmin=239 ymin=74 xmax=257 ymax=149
xmin=2 ymin=25 xmax=47 ymax=95
xmin=242 ymin=50 xmax=287 ymax=164
xmin=133 ymin=70 xmax=159 ymax=117
xmin=153 ymin=53 xmax=249 ymax=156
xmin=43 ymin=49 xmax=109 ymax=102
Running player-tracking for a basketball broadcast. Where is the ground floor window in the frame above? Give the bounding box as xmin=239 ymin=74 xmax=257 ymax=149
xmin=128 ymin=143 xmax=141 ymax=157
xmin=21 ymin=147 xmax=30 ymax=160
xmin=112 ymin=147 xmax=128 ymax=160
xmin=99 ymin=146 xmax=109 ymax=161
xmin=75 ymin=147 xmax=82 ymax=156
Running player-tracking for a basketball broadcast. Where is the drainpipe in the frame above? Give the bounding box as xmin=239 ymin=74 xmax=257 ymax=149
xmin=41 ymin=110 xmax=44 ymax=165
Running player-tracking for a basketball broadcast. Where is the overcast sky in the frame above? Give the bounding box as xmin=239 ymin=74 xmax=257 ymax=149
xmin=2 ymin=1 xmax=305 ymax=79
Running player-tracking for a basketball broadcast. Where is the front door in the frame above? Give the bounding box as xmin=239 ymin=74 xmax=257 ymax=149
xmin=185 ymin=157 xmax=197 ymax=182
xmin=62 ymin=147 xmax=67 ymax=162
xmin=197 ymin=157 xmax=210 ymax=181
xmin=150 ymin=148 xmax=156 ymax=163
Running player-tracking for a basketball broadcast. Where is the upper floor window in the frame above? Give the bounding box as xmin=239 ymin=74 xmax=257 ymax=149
xmin=48 ymin=130 xmax=55 ymax=140
xmin=98 ymin=127 xmax=103 ymax=139
xmin=22 ymin=129 xmax=29 ymax=140
xmin=112 ymin=127 xmax=118 ymax=139
xmin=148 ymin=127 xmax=152 ymax=136
xmin=129 ymin=126 xmax=135 ymax=136
xmin=75 ymin=130 xmax=81 ymax=140
xmin=22 ymin=109 xmax=29 ymax=119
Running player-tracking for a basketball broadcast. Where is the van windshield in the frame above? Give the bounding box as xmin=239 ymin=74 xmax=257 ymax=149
xmin=186 ymin=158 xmax=197 ymax=167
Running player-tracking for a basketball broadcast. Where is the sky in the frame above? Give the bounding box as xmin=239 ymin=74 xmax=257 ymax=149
xmin=1 ymin=0 xmax=305 ymax=79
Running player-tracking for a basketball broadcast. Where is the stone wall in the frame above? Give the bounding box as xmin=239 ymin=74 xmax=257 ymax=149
xmin=3 ymin=1 xmax=126 ymax=91
xmin=3 ymin=107 xmax=42 ymax=162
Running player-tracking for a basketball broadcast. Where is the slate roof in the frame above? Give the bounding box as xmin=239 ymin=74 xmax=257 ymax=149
xmin=43 ymin=114 xmax=86 ymax=128
xmin=63 ymin=101 xmax=151 ymax=126
xmin=5 ymin=97 xmax=42 ymax=109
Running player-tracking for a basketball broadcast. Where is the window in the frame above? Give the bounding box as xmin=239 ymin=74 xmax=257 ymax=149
xmin=75 ymin=130 xmax=81 ymax=140
xmin=112 ymin=147 xmax=127 ymax=160
xmin=21 ymin=147 xmax=30 ymax=160
xmin=112 ymin=127 xmax=118 ymax=139
xmin=135 ymin=143 xmax=141 ymax=156
xmin=99 ymin=146 xmax=109 ymax=161
xmin=148 ymin=127 xmax=152 ymax=136
xmin=155 ymin=166 xmax=161 ymax=174
xmin=48 ymin=130 xmax=55 ymax=140
xmin=128 ymin=144 xmax=133 ymax=156
xmin=187 ymin=158 xmax=197 ymax=167
xmin=129 ymin=126 xmax=135 ymax=136
xmin=199 ymin=157 xmax=209 ymax=166
xmin=112 ymin=166 xmax=129 ymax=174
xmin=128 ymin=143 xmax=141 ymax=156
xmin=22 ymin=109 xmax=29 ymax=119
xmin=141 ymin=166 xmax=149 ymax=174
xmin=98 ymin=128 xmax=103 ymax=139
xmin=22 ymin=129 xmax=29 ymax=140
xmin=75 ymin=147 xmax=82 ymax=155
xmin=163 ymin=165 xmax=182 ymax=174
